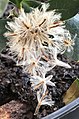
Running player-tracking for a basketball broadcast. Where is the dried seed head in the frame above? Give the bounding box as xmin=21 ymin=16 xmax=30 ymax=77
xmin=4 ymin=3 xmax=75 ymax=115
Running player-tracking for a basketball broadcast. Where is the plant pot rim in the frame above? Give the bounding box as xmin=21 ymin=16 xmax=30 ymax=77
xmin=42 ymin=97 xmax=79 ymax=119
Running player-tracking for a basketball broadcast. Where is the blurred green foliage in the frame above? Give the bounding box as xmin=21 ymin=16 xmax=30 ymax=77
xmin=10 ymin=0 xmax=23 ymax=8
xmin=0 ymin=0 xmax=9 ymax=17
xmin=0 ymin=19 xmax=7 ymax=51
xmin=48 ymin=0 xmax=79 ymax=20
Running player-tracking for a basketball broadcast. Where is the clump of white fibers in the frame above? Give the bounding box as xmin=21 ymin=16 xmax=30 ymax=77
xmin=4 ymin=3 xmax=75 ymax=115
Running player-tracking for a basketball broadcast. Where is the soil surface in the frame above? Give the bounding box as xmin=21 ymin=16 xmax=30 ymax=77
xmin=0 ymin=49 xmax=79 ymax=119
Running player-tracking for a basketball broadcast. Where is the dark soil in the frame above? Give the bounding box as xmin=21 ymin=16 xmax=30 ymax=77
xmin=0 ymin=49 xmax=79 ymax=119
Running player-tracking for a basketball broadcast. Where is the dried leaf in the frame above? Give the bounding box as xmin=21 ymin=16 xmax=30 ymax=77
xmin=63 ymin=79 xmax=79 ymax=105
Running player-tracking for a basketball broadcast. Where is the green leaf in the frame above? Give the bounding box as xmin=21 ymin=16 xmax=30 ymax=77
xmin=65 ymin=14 xmax=79 ymax=61
xmin=21 ymin=0 xmax=42 ymax=13
xmin=22 ymin=0 xmax=41 ymax=8
xmin=10 ymin=0 xmax=23 ymax=8
xmin=63 ymin=79 xmax=79 ymax=105
xmin=0 ymin=0 xmax=9 ymax=17
xmin=47 ymin=0 xmax=79 ymax=20
xmin=0 ymin=19 xmax=8 ymax=52
xmin=22 ymin=2 xmax=32 ymax=13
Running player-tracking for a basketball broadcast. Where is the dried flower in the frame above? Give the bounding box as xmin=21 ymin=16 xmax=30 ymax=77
xmin=30 ymin=70 xmax=55 ymax=92
xmin=4 ymin=3 xmax=75 ymax=115
xmin=4 ymin=4 xmax=65 ymax=61
xmin=61 ymin=30 xmax=77 ymax=53
xmin=22 ymin=51 xmax=42 ymax=75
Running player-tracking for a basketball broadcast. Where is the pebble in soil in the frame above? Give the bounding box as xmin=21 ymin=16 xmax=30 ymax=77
xmin=0 ymin=49 xmax=79 ymax=119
